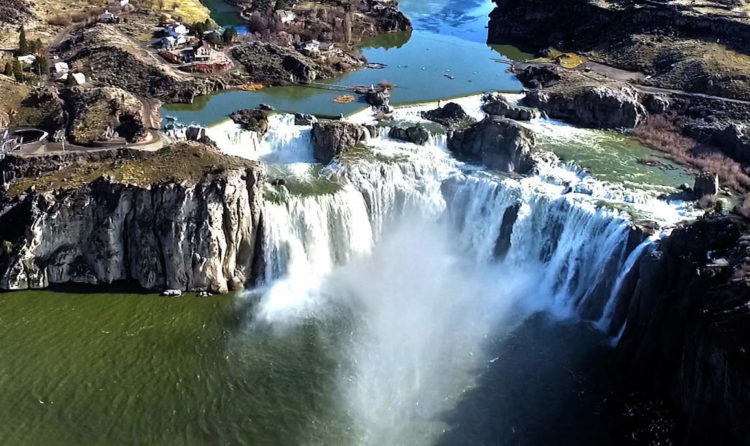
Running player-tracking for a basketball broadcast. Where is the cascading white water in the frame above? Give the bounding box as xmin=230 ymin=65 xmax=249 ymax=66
xmin=217 ymin=94 xmax=697 ymax=444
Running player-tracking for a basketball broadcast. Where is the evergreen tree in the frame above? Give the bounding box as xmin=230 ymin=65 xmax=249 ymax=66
xmin=32 ymin=56 xmax=49 ymax=76
xmin=12 ymin=60 xmax=24 ymax=82
xmin=18 ymin=26 xmax=29 ymax=55
xmin=222 ymin=27 xmax=237 ymax=44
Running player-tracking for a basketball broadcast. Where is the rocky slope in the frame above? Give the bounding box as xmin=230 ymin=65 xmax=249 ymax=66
xmin=232 ymin=41 xmax=365 ymax=84
xmin=609 ymin=215 xmax=750 ymax=445
xmin=56 ymin=24 xmax=229 ymax=103
xmin=0 ymin=145 xmax=265 ymax=293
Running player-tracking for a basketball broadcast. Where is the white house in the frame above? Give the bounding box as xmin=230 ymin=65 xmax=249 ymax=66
xmin=160 ymin=35 xmax=186 ymax=48
xmin=164 ymin=23 xmax=189 ymax=39
xmin=17 ymin=55 xmax=36 ymax=65
xmin=53 ymin=61 xmax=69 ymax=77
xmin=276 ymin=10 xmax=296 ymax=24
xmin=301 ymin=40 xmax=320 ymax=55
xmin=192 ymin=42 xmax=212 ymax=61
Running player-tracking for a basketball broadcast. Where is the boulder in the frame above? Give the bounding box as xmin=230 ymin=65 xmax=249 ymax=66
xmin=311 ymin=121 xmax=368 ymax=164
xmin=229 ymin=109 xmax=269 ymax=135
xmin=421 ymin=102 xmax=474 ymax=127
xmin=694 ymin=172 xmax=719 ymax=198
xmin=294 ymin=113 xmax=317 ymax=126
xmin=388 ymin=124 xmax=430 ymax=145
xmin=447 ymin=116 xmax=536 ymax=172
xmin=482 ymin=96 xmax=539 ymax=121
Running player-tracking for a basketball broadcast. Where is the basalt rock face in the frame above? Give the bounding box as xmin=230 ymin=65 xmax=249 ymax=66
xmin=64 ymin=87 xmax=147 ymax=144
xmin=612 ymin=216 xmax=750 ymax=445
xmin=519 ymin=65 xmax=646 ymax=129
xmin=421 ymin=102 xmax=474 ymax=128
xmin=230 ymin=109 xmax=269 ymax=135
xmin=0 ymin=169 xmax=264 ymax=294
xmin=482 ymin=94 xmax=539 ymax=121
xmin=232 ymin=42 xmax=364 ymax=84
xmin=388 ymin=124 xmax=429 ymax=145
xmin=487 ymin=0 xmax=750 ymax=52
xmin=311 ymin=121 xmax=368 ymax=164
xmin=447 ymin=116 xmax=535 ymax=172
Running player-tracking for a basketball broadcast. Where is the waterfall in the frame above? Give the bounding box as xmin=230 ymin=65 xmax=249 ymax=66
xmin=206 ymin=114 xmax=315 ymax=163
xmin=215 ymin=97 xmax=697 ymax=444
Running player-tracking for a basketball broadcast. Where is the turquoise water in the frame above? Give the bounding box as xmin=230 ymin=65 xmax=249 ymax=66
xmin=163 ymin=0 xmax=529 ymax=124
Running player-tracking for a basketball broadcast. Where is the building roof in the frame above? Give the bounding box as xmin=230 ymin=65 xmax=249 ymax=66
xmin=71 ymin=72 xmax=86 ymax=85
xmin=17 ymin=55 xmax=36 ymax=64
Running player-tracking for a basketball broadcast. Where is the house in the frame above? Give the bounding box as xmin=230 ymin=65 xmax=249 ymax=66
xmin=192 ymin=41 xmax=212 ymax=61
xmin=301 ymin=40 xmax=320 ymax=55
xmin=160 ymin=35 xmax=185 ymax=49
xmin=164 ymin=23 xmax=189 ymax=39
xmin=16 ymin=55 xmax=36 ymax=65
xmin=53 ymin=61 xmax=69 ymax=77
xmin=100 ymin=10 xmax=117 ymax=23
xmin=71 ymin=72 xmax=86 ymax=85
xmin=275 ymin=10 xmax=296 ymax=24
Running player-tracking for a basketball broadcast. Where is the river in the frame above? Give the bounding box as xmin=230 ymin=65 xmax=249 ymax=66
xmin=1 ymin=1 xmax=697 ymax=445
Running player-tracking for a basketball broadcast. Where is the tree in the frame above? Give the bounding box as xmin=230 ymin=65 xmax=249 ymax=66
xmin=3 ymin=62 xmax=12 ymax=77
xmin=17 ymin=26 xmax=29 ymax=55
xmin=222 ymin=27 xmax=237 ymax=44
xmin=12 ymin=60 xmax=23 ymax=82
xmin=32 ymin=56 xmax=49 ymax=76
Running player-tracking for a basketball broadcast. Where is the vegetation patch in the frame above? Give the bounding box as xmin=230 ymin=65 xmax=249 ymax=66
xmin=6 ymin=143 xmax=258 ymax=197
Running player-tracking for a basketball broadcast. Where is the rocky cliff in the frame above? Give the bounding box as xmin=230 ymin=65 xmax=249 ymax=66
xmin=607 ymin=216 xmax=750 ymax=444
xmin=0 ymin=145 xmax=265 ymax=294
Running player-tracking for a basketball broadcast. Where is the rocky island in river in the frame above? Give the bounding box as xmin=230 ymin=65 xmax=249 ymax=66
xmin=0 ymin=0 xmax=749 ymax=445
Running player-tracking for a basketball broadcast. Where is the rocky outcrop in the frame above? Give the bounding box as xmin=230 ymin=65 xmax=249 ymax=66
xmin=0 ymin=167 xmax=264 ymax=293
xmin=519 ymin=65 xmax=646 ymax=129
xmin=421 ymin=102 xmax=474 ymax=128
xmin=230 ymin=108 xmax=269 ymax=135
xmin=0 ymin=0 xmax=32 ymax=26
xmin=388 ymin=124 xmax=429 ymax=145
xmin=610 ymin=216 xmax=750 ymax=445
xmin=57 ymin=24 xmax=228 ymax=103
xmin=359 ymin=0 xmax=412 ymax=33
xmin=694 ymin=172 xmax=719 ymax=198
xmin=311 ymin=121 xmax=368 ymax=164
xmin=447 ymin=116 xmax=535 ymax=172
xmin=232 ymin=42 xmax=365 ymax=84
xmin=482 ymin=94 xmax=539 ymax=121
xmin=64 ymin=87 xmax=146 ymax=144
xmin=294 ymin=113 xmax=317 ymax=126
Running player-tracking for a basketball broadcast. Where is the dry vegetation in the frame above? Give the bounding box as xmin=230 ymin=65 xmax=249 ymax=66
xmin=590 ymin=35 xmax=750 ymax=101
xmin=633 ymin=114 xmax=750 ymax=193
xmin=7 ymin=143 xmax=258 ymax=197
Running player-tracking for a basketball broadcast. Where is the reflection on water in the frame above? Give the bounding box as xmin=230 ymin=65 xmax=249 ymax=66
xmin=162 ymin=0 xmax=531 ymax=125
